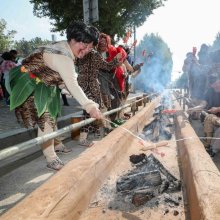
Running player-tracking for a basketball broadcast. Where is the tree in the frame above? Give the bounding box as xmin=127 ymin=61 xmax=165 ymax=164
xmin=14 ymin=37 xmax=51 ymax=57
xmin=30 ymin=0 xmax=167 ymax=41
xmin=0 ymin=19 xmax=16 ymax=52
xmin=174 ymin=72 xmax=188 ymax=89
xmin=211 ymin=32 xmax=220 ymax=51
xmin=133 ymin=33 xmax=173 ymax=92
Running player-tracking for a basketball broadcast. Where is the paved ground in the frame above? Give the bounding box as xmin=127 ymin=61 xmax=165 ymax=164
xmin=0 ymin=96 xmax=82 ymax=135
xmin=0 ymin=95 xmax=99 ymax=216
xmin=0 ymin=139 xmax=91 ymax=215
xmin=0 ymin=92 xmax=143 ymax=216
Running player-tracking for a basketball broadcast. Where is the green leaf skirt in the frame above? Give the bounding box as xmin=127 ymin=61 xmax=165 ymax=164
xmin=9 ymin=65 xmax=61 ymax=120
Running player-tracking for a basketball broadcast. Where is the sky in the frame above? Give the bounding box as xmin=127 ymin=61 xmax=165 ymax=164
xmin=0 ymin=0 xmax=220 ymax=80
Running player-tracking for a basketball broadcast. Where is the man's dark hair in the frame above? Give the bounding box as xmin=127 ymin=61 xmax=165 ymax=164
xmin=66 ymin=21 xmax=99 ymax=45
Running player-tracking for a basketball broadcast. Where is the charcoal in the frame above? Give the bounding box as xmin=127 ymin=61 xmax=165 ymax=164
xmin=164 ymin=209 xmax=169 ymax=215
xmin=152 ymin=121 xmax=160 ymax=141
xmin=116 ymin=170 xmax=162 ymax=192
xmin=173 ymin=210 xmax=179 ymax=216
xmin=159 ymin=180 xmax=169 ymax=194
xmin=115 ymin=150 xmax=181 ymax=208
xmin=147 ymin=154 xmax=178 ymax=182
xmin=132 ymin=189 xmax=155 ymax=206
xmin=160 ymin=128 xmax=172 ymax=140
xmin=116 ymin=178 xmax=138 ymax=192
xmin=130 ymin=153 xmax=146 ymax=164
xmin=164 ymin=194 xmax=180 ymax=206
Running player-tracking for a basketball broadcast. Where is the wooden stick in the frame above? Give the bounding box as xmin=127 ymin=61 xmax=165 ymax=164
xmin=140 ymin=140 xmax=169 ymax=151
xmin=187 ymin=109 xmax=204 ymax=112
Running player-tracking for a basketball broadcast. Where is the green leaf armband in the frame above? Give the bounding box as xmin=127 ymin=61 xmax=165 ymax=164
xmin=34 ymin=82 xmax=49 ymax=117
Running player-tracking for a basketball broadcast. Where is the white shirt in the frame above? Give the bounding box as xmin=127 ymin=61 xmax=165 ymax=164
xmin=42 ymin=41 xmax=98 ymax=113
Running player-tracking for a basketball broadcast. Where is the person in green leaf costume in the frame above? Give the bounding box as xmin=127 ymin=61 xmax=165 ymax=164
xmin=9 ymin=21 xmax=102 ymax=170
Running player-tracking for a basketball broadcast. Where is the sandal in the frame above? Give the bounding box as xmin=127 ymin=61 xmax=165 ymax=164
xmin=47 ymin=157 xmax=64 ymax=171
xmin=79 ymin=139 xmax=94 ymax=147
xmin=55 ymin=144 xmax=72 ymax=154
xmin=94 ymin=130 xmax=102 ymax=138
xmin=124 ymin=113 xmax=131 ymax=119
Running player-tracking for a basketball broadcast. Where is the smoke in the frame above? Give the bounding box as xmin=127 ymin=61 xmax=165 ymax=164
xmin=133 ymin=33 xmax=173 ymax=93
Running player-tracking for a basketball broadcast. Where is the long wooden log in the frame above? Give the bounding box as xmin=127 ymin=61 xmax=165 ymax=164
xmin=0 ymin=98 xmax=160 ymax=220
xmin=174 ymin=101 xmax=220 ymax=220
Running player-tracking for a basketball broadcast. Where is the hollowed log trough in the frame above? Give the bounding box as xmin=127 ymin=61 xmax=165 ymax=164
xmin=1 ymin=97 xmax=220 ymax=220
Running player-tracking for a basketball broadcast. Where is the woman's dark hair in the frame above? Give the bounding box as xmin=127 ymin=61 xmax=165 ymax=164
xmin=9 ymin=49 xmax=18 ymax=56
xmin=1 ymin=51 xmax=13 ymax=61
xmin=66 ymin=21 xmax=99 ymax=45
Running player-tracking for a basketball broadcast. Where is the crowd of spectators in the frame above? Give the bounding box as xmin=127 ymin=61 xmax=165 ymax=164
xmin=182 ymin=44 xmax=220 ymax=157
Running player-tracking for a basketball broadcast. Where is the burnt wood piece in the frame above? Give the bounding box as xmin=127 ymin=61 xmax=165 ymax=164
xmin=132 ymin=189 xmax=155 ymax=206
xmin=143 ymin=117 xmax=157 ymax=132
xmin=152 ymin=120 xmax=160 ymax=141
xmin=160 ymin=127 xmax=172 ymax=140
xmin=147 ymin=154 xmax=181 ymax=191
xmin=164 ymin=194 xmax=180 ymax=206
xmin=147 ymin=154 xmax=177 ymax=181
xmin=129 ymin=153 xmax=146 ymax=164
xmin=116 ymin=170 xmax=162 ymax=192
xmin=159 ymin=180 xmax=170 ymax=194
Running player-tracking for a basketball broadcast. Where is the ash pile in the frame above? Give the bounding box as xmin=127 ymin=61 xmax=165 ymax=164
xmin=108 ymin=154 xmax=182 ymax=214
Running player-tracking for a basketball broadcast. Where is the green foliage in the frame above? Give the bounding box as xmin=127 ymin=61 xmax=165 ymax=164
xmin=30 ymin=0 xmax=167 ymax=40
xmin=34 ymin=82 xmax=49 ymax=117
xmin=14 ymin=37 xmax=51 ymax=57
xmin=0 ymin=19 xmax=16 ymax=52
xmin=173 ymin=72 xmax=188 ymax=89
xmin=9 ymin=66 xmax=61 ymax=118
xmin=10 ymin=73 xmax=36 ymax=110
xmin=134 ymin=33 xmax=173 ymax=92
xmin=47 ymin=86 xmax=60 ymax=119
